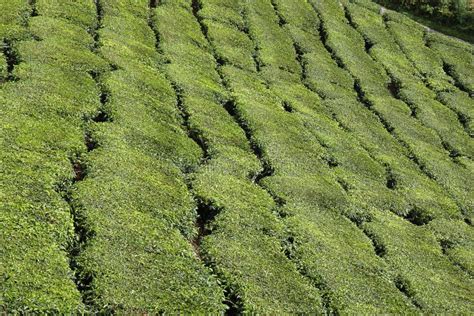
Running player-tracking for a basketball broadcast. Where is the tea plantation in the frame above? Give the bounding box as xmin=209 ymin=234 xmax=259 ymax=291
xmin=0 ymin=0 xmax=473 ymax=314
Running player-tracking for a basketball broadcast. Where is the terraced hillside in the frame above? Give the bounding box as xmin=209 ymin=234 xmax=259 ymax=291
xmin=0 ymin=0 xmax=473 ymax=313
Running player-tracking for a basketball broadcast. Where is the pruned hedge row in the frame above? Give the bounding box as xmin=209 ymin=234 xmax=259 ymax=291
xmin=312 ymin=0 xmax=473 ymax=217
xmin=152 ymin=0 xmax=323 ymax=313
xmin=350 ymin=0 xmax=474 ymax=217
xmin=230 ymin=0 xmax=416 ymax=313
xmin=0 ymin=0 xmax=31 ymax=40
xmin=69 ymin=0 xmax=226 ymax=313
xmin=369 ymin=5 xmax=474 ymax=138
xmin=201 ymin=0 xmax=474 ymax=313
xmin=203 ymin=0 xmax=403 ymax=314
xmin=428 ymin=33 xmax=474 ymax=95
xmin=336 ymin=1 xmax=474 ymax=279
xmin=309 ymin=0 xmax=473 ymax=312
xmin=1 ymin=0 xmax=105 ymax=312
xmin=345 ymin=2 xmax=472 ymax=159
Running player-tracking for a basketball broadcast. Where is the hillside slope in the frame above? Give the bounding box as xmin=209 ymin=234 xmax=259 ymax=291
xmin=0 ymin=0 xmax=473 ymax=313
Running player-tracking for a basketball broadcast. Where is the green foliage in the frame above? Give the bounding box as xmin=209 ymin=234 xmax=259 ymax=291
xmin=364 ymin=211 xmax=473 ymax=312
xmin=428 ymin=32 xmax=474 ymax=94
xmin=204 ymin=0 xmax=416 ymax=313
xmin=312 ymin=0 xmax=473 ymax=217
xmin=309 ymin=0 xmax=473 ymax=312
xmin=429 ymin=219 xmax=474 ymax=275
xmin=375 ymin=9 xmax=474 ymax=136
xmin=152 ymin=0 xmax=323 ymax=313
xmin=68 ymin=0 xmax=225 ymax=312
xmin=0 ymin=0 xmax=31 ymax=40
xmin=375 ymin=0 xmax=474 ymax=32
xmin=346 ymin=3 xmax=473 ymax=158
xmin=1 ymin=0 xmax=473 ymax=313
xmin=0 ymin=52 xmax=6 ymax=81
xmin=74 ymin=147 xmax=224 ymax=312
xmin=0 ymin=0 xmax=103 ymax=311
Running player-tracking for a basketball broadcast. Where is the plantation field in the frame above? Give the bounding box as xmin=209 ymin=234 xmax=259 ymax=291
xmin=0 ymin=0 xmax=473 ymax=313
